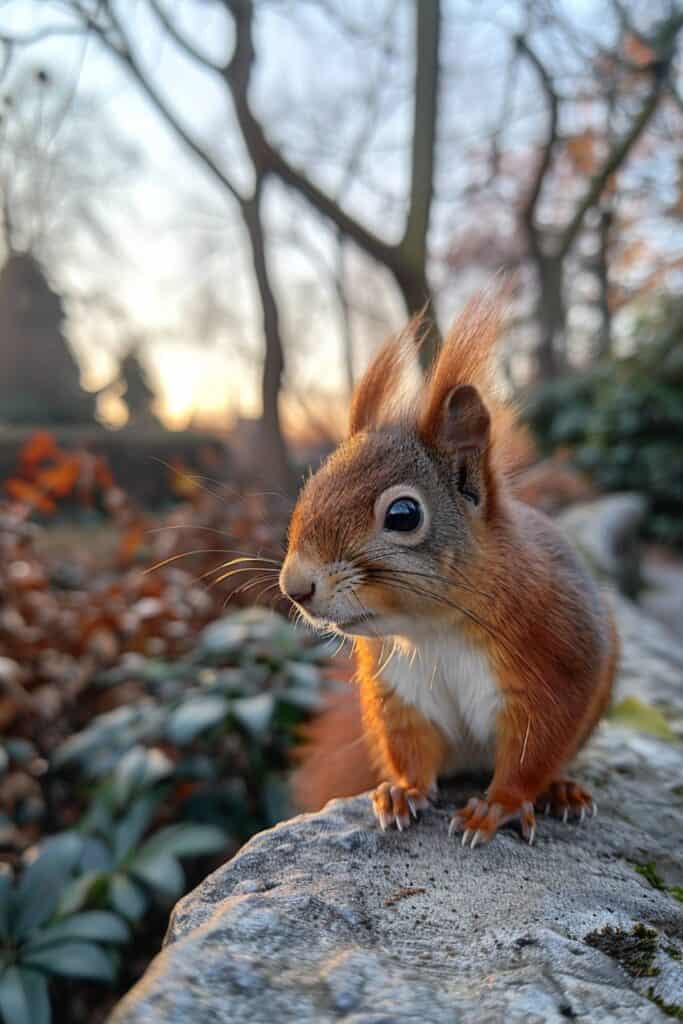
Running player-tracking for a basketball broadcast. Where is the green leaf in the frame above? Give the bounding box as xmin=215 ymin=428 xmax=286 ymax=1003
xmin=112 ymin=793 xmax=160 ymax=865
xmin=231 ymin=694 xmax=275 ymax=738
xmin=16 ymin=970 xmax=50 ymax=1024
xmin=0 ymin=967 xmax=31 ymax=1024
xmin=129 ymin=853 xmax=184 ymax=901
xmin=609 ymin=697 xmax=676 ymax=740
xmin=77 ymin=799 xmax=114 ymax=839
xmin=23 ymin=942 xmax=116 ymax=982
xmin=4 ymin=740 xmax=36 ymax=767
xmin=285 ymin=661 xmax=320 ymax=686
xmin=167 ymin=696 xmax=229 ymax=744
xmin=53 ymin=728 xmax=102 ymax=768
xmin=55 ymin=872 xmax=107 ymax=918
xmin=0 ymin=969 xmax=51 ymax=1024
xmin=109 ymin=875 xmax=147 ymax=922
xmin=280 ymin=686 xmax=320 ymax=711
xmin=26 ymin=912 xmax=129 ymax=951
xmin=0 ymin=870 xmax=12 ymax=941
xmin=135 ymin=824 xmax=227 ymax=861
xmin=0 ymin=967 xmax=51 ymax=1024
xmin=112 ymin=747 xmax=173 ymax=808
xmin=197 ymin=619 xmax=249 ymax=658
xmin=15 ymin=834 xmax=84 ymax=939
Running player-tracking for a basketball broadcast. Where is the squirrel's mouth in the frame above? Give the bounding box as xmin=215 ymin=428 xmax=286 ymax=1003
xmin=330 ymin=611 xmax=378 ymax=632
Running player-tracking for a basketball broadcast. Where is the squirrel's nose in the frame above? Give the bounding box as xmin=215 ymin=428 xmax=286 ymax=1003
xmin=286 ymin=580 xmax=316 ymax=606
xmin=279 ymin=558 xmax=318 ymax=608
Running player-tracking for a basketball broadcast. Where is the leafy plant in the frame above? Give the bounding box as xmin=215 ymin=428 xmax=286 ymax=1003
xmin=55 ymin=608 xmax=332 ymax=837
xmin=0 ymin=607 xmax=334 ymax=1022
xmin=0 ymin=834 xmax=129 ymax=1024
xmin=525 ymin=296 xmax=683 ymax=547
xmin=0 ymin=441 xmax=335 ymax=1023
xmin=59 ymin=766 xmax=229 ymax=922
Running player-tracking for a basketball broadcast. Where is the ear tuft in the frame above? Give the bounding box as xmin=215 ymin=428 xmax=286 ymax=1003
xmin=417 ymin=289 xmax=510 ymax=454
xmin=349 ymin=314 xmax=424 ymax=435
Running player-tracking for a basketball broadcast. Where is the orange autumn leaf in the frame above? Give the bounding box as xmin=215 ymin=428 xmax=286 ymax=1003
xmin=4 ymin=479 xmax=56 ymax=514
xmin=566 ymin=130 xmax=597 ymax=175
xmin=624 ymin=32 xmax=655 ymax=69
xmin=118 ymin=522 xmax=147 ymax=566
xmin=20 ymin=431 xmax=58 ymax=470
xmin=619 ymin=239 xmax=649 ymax=270
xmin=94 ymin=457 xmax=115 ymax=491
xmin=603 ymin=172 xmax=618 ymax=198
xmin=35 ymin=458 xmax=81 ymax=498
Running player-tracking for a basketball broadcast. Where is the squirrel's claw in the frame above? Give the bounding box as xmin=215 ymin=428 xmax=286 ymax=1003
xmin=372 ymin=781 xmax=429 ymax=832
xmin=450 ymin=796 xmax=536 ymax=848
xmin=534 ymin=779 xmax=595 ymax=824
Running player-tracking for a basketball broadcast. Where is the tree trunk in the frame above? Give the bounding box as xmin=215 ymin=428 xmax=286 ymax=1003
xmin=534 ymin=257 xmax=565 ymax=381
xmin=241 ymin=188 xmax=296 ymax=498
xmin=334 ymin=232 xmax=355 ymax=397
xmin=393 ymin=264 xmax=439 ymax=368
xmin=395 ymin=0 xmax=441 ymax=371
xmin=595 ymin=207 xmax=613 ymax=360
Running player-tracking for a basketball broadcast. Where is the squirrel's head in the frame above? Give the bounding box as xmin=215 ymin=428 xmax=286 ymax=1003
xmin=280 ymin=296 xmax=515 ymax=637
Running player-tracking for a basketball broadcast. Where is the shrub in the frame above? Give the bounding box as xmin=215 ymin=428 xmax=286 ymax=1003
xmin=0 ymin=434 xmax=336 ymax=1022
xmin=0 ymin=834 xmax=129 ymax=1024
xmin=525 ymin=297 xmax=683 ymax=547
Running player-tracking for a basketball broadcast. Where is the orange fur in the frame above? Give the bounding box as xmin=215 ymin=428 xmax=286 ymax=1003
xmin=349 ymin=314 xmax=424 ymax=435
xmin=291 ymin=687 xmax=376 ymax=812
xmin=357 ymin=640 xmax=448 ymax=793
xmin=418 ymin=290 xmax=519 ymax=474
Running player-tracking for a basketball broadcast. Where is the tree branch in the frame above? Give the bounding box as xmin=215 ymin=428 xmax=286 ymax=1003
xmin=147 ymin=0 xmax=226 ymax=73
xmin=515 ymin=34 xmax=559 ymax=253
xmin=558 ymin=76 xmax=674 ymax=260
xmin=89 ymin=3 xmax=242 ymax=203
xmin=556 ymin=8 xmax=683 ymax=260
xmin=400 ymin=0 xmax=440 ymax=268
xmin=670 ymin=81 xmax=683 ymax=115
xmin=222 ymin=0 xmax=400 ymax=270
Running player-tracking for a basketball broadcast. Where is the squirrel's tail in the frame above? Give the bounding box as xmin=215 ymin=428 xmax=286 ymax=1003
xmin=291 ymin=686 xmax=377 ymax=812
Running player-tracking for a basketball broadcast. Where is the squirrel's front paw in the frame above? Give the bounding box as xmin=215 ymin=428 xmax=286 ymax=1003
xmin=449 ymin=795 xmax=536 ymax=848
xmin=372 ymin=781 xmax=430 ymax=832
xmin=535 ymin=779 xmax=596 ymax=823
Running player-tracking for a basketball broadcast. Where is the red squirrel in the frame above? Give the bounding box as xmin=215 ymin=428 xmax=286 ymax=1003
xmin=279 ymin=296 xmax=618 ymax=847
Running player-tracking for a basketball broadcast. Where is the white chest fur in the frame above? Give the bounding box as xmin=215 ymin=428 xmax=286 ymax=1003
xmin=381 ymin=631 xmax=501 ymax=774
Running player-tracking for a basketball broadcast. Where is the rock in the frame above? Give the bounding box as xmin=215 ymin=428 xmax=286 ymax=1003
xmin=112 ymin=583 xmax=683 ymax=1024
xmin=558 ymin=493 xmax=647 ymax=597
xmin=640 ymin=550 xmax=683 ymax=638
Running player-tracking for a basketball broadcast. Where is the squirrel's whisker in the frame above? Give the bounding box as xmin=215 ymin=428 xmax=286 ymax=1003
xmin=144 ymin=548 xmax=241 ymax=574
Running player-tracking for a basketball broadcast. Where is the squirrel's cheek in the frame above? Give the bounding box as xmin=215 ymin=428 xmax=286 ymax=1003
xmin=359 ymin=583 xmax=405 ymax=616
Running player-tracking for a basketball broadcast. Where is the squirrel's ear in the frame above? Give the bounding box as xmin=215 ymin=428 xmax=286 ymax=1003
xmin=420 ymin=384 xmax=492 ymax=509
xmin=438 ymin=385 xmax=491 ymax=452
xmin=349 ymin=316 xmax=423 ymax=435
xmin=419 ymin=382 xmax=490 ymax=453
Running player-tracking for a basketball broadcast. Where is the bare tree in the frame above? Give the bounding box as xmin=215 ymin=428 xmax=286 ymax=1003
xmin=0 ymin=63 xmax=135 ymax=264
xmin=515 ymin=3 xmax=683 ymax=377
xmin=3 ymin=2 xmax=443 ymax=367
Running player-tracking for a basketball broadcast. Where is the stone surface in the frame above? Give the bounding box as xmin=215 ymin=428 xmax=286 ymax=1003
xmin=112 ymin=498 xmax=683 ymax=1024
xmin=558 ymin=492 xmax=647 ymax=596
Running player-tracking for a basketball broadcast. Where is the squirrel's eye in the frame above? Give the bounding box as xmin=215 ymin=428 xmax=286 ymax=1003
xmin=384 ymin=496 xmax=422 ymax=532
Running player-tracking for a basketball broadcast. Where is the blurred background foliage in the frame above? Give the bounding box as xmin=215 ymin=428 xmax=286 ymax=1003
xmin=526 ymin=293 xmax=683 ymax=547
xmin=0 ymin=0 xmax=681 ymax=1021
xmin=0 ymin=441 xmax=339 ymax=1022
